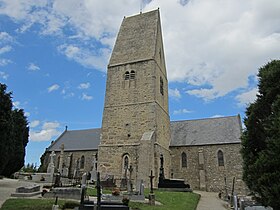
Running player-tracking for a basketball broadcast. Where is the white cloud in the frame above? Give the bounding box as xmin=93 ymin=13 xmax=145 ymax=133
xmin=169 ymin=88 xmax=181 ymax=99
xmin=0 ymin=71 xmax=9 ymax=80
xmin=0 ymin=45 xmax=12 ymax=55
xmin=0 ymin=31 xmax=13 ymax=42
xmin=0 ymin=59 xmax=11 ymax=66
xmin=27 ymin=62 xmax=40 ymax=71
xmin=57 ymin=44 xmax=110 ymax=71
xmin=186 ymin=88 xmax=218 ymax=101
xmin=0 ymin=0 xmax=139 ymax=71
xmin=42 ymin=121 xmax=60 ymax=129
xmin=145 ymin=0 xmax=280 ymax=100
xmin=48 ymin=84 xmax=60 ymax=92
xmin=25 ymin=112 xmax=30 ymax=117
xmin=0 ymin=32 xmax=13 ymax=66
xmin=210 ymin=115 xmax=224 ymax=118
xmin=29 ymin=121 xmax=61 ymax=142
xmin=235 ymin=88 xmax=258 ymax=107
xmin=62 ymin=91 xmax=75 ymax=99
xmin=173 ymin=108 xmax=192 ymax=115
xmin=78 ymin=82 xmax=90 ymax=89
xmin=0 ymin=0 xmax=279 ymax=102
xmin=81 ymin=93 xmax=93 ymax=101
xmin=30 ymin=120 xmax=40 ymax=128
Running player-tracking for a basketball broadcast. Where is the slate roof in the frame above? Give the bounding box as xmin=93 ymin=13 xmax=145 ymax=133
xmin=46 ymin=116 xmax=242 ymax=151
xmin=109 ymin=9 xmax=160 ymax=66
xmin=170 ymin=115 xmax=242 ymax=146
xmin=47 ymin=128 xmax=101 ymax=152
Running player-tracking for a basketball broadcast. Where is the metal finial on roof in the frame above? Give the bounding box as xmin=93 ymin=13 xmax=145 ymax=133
xmin=140 ymin=0 xmax=143 ymax=14
xmin=65 ymin=125 xmax=68 ymax=131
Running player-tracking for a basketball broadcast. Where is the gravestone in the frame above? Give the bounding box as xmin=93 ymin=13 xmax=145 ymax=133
xmin=120 ymin=163 xmax=128 ymax=190
xmin=43 ymin=187 xmax=81 ymax=200
xmin=73 ymin=158 xmax=80 ymax=180
xmin=127 ymin=165 xmax=133 ymax=193
xmin=81 ymin=173 xmax=87 ymax=188
xmin=101 ymin=175 xmax=116 ymax=188
xmin=11 ymin=185 xmax=41 ymax=197
xmin=47 ymin=151 xmax=55 ymax=175
xmin=128 ymin=179 xmax=145 ymax=201
xmin=54 ymin=173 xmax=61 ymax=187
xmin=158 ymin=154 xmax=191 ymax=191
xmin=58 ymin=144 xmax=65 ymax=174
xmin=148 ymin=170 xmax=155 ymax=205
xmin=61 ymin=163 xmax=69 ymax=177
xmin=90 ymin=156 xmax=97 ymax=182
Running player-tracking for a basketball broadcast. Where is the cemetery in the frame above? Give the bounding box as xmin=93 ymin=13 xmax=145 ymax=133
xmin=2 ymin=160 xmax=272 ymax=210
xmin=0 ymin=5 xmax=278 ymax=210
xmin=2 ymin=169 xmax=199 ymax=210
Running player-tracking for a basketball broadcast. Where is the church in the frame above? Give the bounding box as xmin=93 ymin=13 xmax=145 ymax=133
xmin=40 ymin=9 xmax=247 ymax=194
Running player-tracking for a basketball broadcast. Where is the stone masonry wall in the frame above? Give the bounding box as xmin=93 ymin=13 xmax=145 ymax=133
xmin=170 ymin=143 xmax=248 ymax=195
xmin=44 ymin=150 xmax=97 ymax=177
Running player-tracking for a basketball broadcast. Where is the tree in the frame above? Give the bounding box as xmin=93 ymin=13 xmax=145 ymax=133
xmin=241 ymin=60 xmax=280 ymax=209
xmin=0 ymin=83 xmax=29 ymax=176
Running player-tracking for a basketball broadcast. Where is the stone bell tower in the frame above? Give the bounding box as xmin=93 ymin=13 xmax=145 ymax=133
xmin=98 ymin=9 xmax=171 ymax=186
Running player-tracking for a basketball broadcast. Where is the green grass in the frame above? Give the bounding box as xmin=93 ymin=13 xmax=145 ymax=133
xmin=1 ymin=190 xmax=200 ymax=210
xmin=0 ymin=198 xmax=79 ymax=210
xmin=86 ymin=187 xmax=112 ymax=196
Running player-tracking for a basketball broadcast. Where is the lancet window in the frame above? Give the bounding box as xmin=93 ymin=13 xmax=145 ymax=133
xmin=217 ymin=150 xmax=224 ymax=166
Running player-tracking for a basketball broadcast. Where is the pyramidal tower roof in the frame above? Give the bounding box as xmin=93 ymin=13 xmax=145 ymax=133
xmin=109 ymin=9 xmax=162 ymax=66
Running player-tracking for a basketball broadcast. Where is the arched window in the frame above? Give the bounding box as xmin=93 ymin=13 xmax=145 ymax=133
xmin=182 ymin=152 xmax=187 ymax=168
xmin=130 ymin=70 xmax=135 ymax=80
xmin=124 ymin=156 xmax=129 ymax=169
xmin=124 ymin=71 xmax=130 ymax=80
xmin=122 ymin=154 xmax=130 ymax=177
xmin=80 ymin=155 xmax=85 ymax=169
xmin=217 ymin=150 xmax=224 ymax=166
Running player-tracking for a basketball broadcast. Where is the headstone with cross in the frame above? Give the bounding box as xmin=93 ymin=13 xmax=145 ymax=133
xmin=148 ymin=170 xmax=155 ymax=205
xmin=90 ymin=155 xmax=98 ymax=182
xmin=128 ymin=165 xmax=133 ymax=193
xmin=47 ymin=151 xmax=55 ymax=176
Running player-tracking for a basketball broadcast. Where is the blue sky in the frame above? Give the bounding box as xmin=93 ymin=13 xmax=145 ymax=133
xmin=0 ymin=0 xmax=279 ymax=166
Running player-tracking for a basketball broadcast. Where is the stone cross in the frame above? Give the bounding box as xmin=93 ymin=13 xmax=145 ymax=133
xmin=128 ymin=165 xmax=133 ymax=193
xmin=73 ymin=158 xmax=80 ymax=179
xmin=90 ymin=156 xmax=98 ymax=182
xmin=58 ymin=143 xmax=65 ymax=174
xmin=47 ymin=151 xmax=55 ymax=175
xmin=149 ymin=170 xmax=155 ymax=194
xmin=50 ymin=151 xmax=56 ymax=164
xmin=93 ymin=158 xmax=97 ymax=170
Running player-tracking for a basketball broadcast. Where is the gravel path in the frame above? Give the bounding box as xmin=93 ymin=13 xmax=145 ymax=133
xmin=0 ymin=178 xmax=40 ymax=208
xmin=195 ymin=190 xmax=228 ymax=210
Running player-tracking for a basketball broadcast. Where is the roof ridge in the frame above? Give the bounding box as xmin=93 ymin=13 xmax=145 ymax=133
xmin=171 ymin=115 xmax=239 ymax=123
xmin=124 ymin=8 xmax=159 ymax=19
xmin=67 ymin=128 xmax=101 ymax=132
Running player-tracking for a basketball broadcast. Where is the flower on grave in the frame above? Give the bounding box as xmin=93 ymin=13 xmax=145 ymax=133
xmin=112 ymin=187 xmax=120 ymax=196
xmin=122 ymin=196 xmax=130 ymax=206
